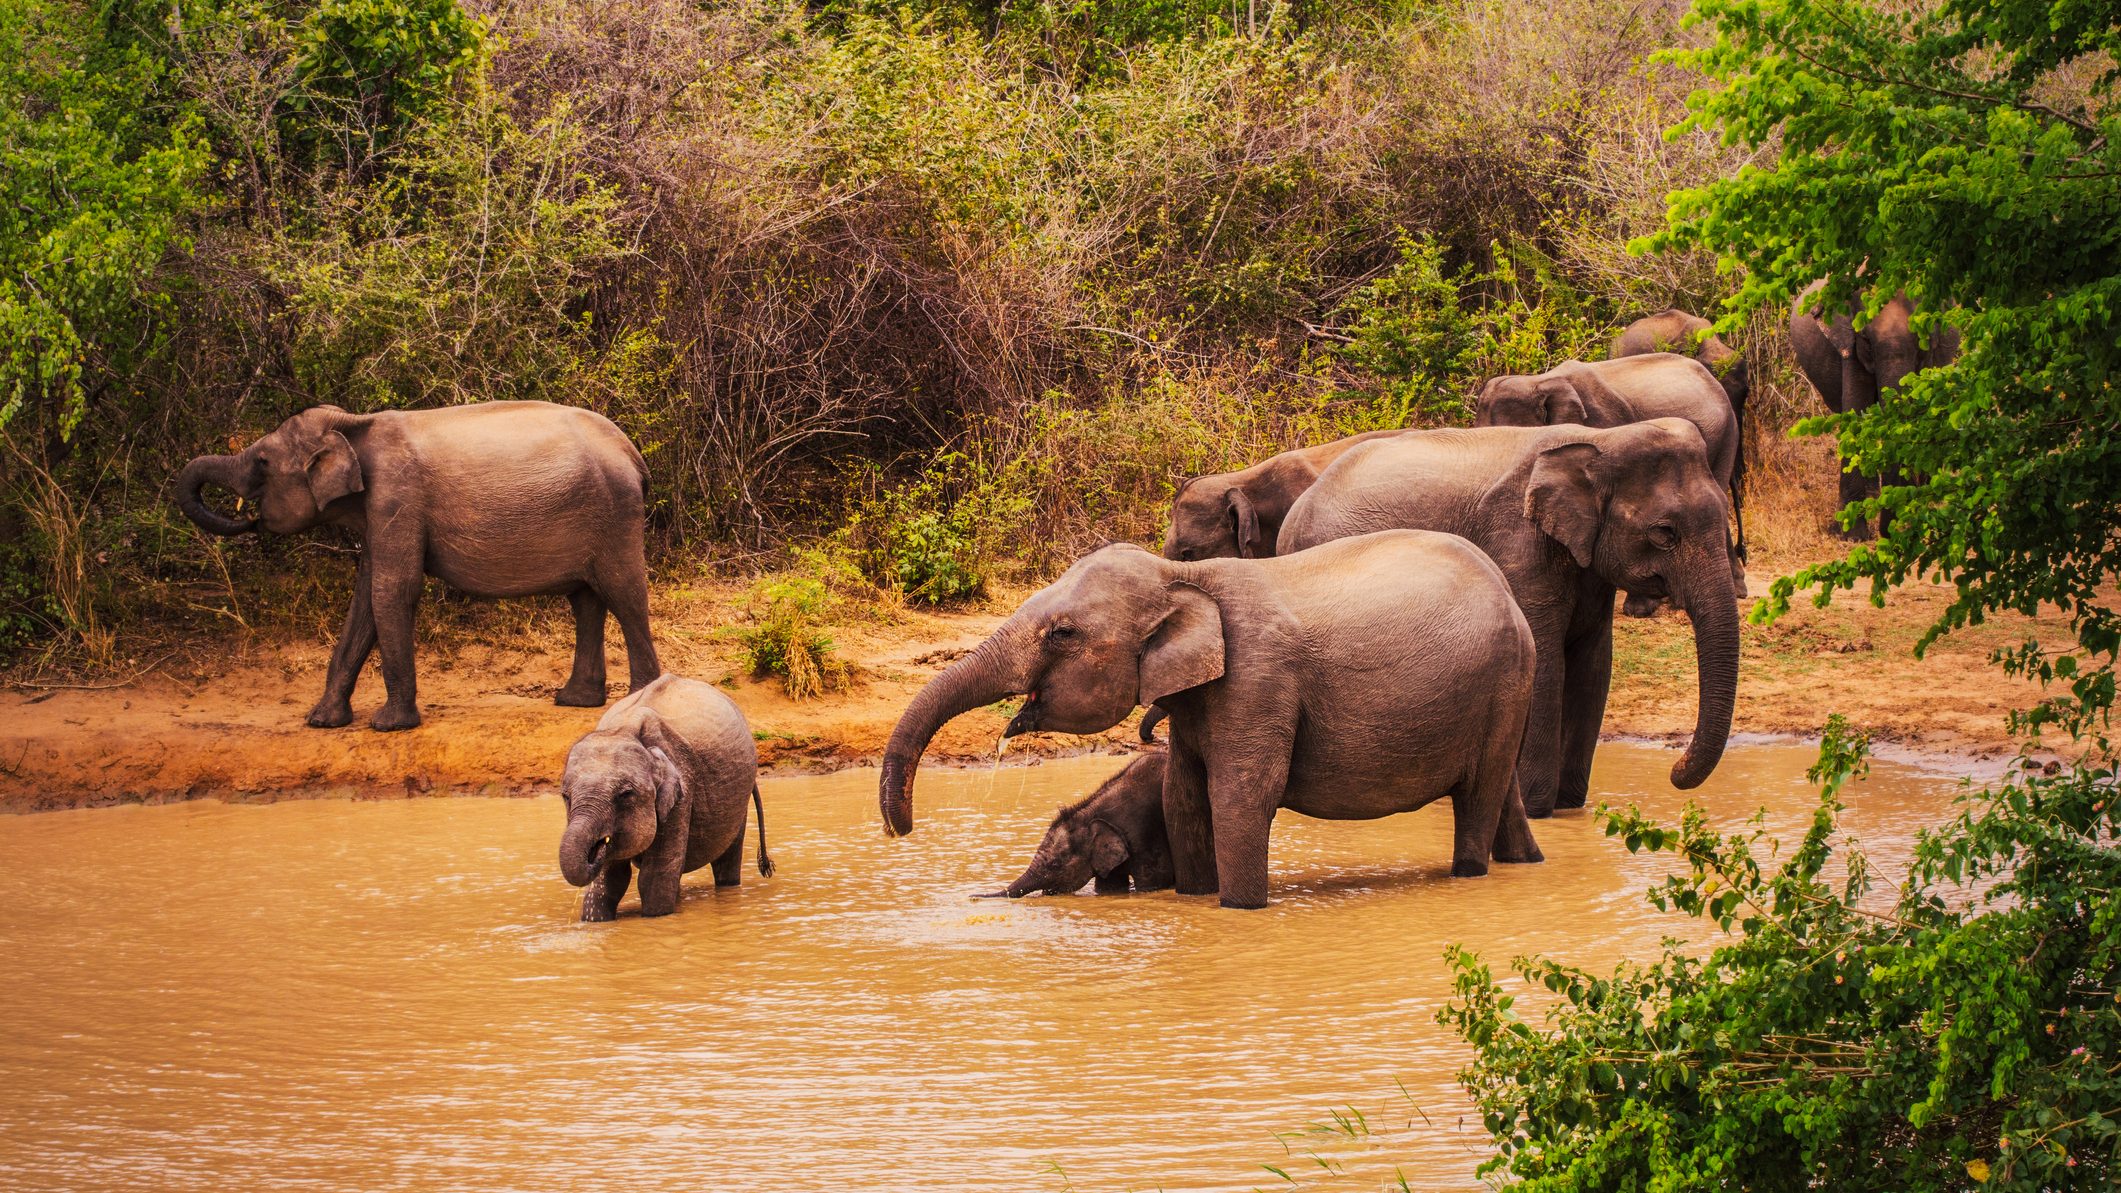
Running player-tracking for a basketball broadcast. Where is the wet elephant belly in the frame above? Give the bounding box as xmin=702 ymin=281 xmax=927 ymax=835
xmin=1278 ymin=750 xmax=1457 ymax=821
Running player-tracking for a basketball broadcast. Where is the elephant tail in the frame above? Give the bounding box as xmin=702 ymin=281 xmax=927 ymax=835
xmin=751 ymin=785 xmax=776 ymax=878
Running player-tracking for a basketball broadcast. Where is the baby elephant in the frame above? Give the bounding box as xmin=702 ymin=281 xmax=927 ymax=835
xmin=558 ymin=675 xmax=773 ymax=922
xmin=985 ymin=752 xmax=1174 ymax=898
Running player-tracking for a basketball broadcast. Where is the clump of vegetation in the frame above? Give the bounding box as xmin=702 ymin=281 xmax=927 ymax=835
xmin=732 ymin=574 xmax=849 ymax=700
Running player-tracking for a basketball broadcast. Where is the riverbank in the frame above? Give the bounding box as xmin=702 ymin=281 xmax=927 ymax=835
xmin=0 ymin=553 xmax=2064 ymax=812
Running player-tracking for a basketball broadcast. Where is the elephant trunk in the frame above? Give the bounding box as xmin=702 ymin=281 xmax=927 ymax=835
xmin=174 ymin=454 xmax=259 ymax=536
xmin=558 ymin=809 xmax=612 ymax=887
xmin=879 ymin=636 xmax=1032 ymax=837
xmin=1670 ymin=547 xmax=1740 ymax=789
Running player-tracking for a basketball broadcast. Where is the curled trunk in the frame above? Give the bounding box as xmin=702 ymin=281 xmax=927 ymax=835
xmin=558 ymin=812 xmax=608 ymax=887
xmin=174 ymin=454 xmax=258 ymax=536
xmin=1670 ymin=549 xmax=1740 ymax=789
xmin=878 ymin=639 xmax=1029 ymax=837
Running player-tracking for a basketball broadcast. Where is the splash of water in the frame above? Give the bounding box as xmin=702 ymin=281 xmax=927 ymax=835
xmin=986 ymin=733 xmax=1010 ymax=798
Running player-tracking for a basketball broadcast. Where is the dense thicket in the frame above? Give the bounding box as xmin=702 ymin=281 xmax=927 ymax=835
xmin=0 ymin=0 xmax=1763 ymax=658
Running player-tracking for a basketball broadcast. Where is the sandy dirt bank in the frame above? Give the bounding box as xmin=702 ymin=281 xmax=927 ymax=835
xmin=0 ymin=559 xmax=2068 ymax=812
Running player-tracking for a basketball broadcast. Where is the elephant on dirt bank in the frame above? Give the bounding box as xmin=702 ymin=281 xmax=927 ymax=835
xmin=1474 ymin=352 xmax=1747 ymax=606
xmin=1788 ymin=284 xmax=1959 ymax=538
xmin=1161 ymin=430 xmax=1407 ymax=561
xmin=1279 ymin=420 xmax=1740 ymax=819
xmin=983 ymin=751 xmax=1174 ymax=898
xmin=879 ymin=531 xmax=1544 ymax=910
xmin=558 ymin=675 xmax=772 ymax=921
xmin=174 ymin=401 xmax=661 ymax=731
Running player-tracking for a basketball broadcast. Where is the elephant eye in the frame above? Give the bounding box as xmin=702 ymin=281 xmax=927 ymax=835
xmin=1046 ymin=624 xmax=1080 ymax=645
xmin=1648 ymin=522 xmax=1680 ymax=551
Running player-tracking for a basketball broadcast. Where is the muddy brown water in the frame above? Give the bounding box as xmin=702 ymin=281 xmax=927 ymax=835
xmin=0 ymin=742 xmax=1974 ymax=1192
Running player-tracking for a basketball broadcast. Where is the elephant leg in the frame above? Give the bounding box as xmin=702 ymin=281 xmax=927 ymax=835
xmin=1556 ymin=624 xmax=1612 ymax=811
xmin=1205 ymin=749 xmax=1290 ymax=911
xmin=637 ymin=798 xmax=692 ymax=915
xmin=367 ymin=553 xmax=425 ymax=732
xmin=582 ymin=861 xmax=630 ymax=922
xmin=636 ymin=852 xmax=685 ymax=917
xmin=1516 ymin=620 xmax=1570 ymax=818
xmin=556 ymin=587 xmax=609 ymax=707
xmin=1163 ymin=726 xmax=1217 ymax=897
xmin=1094 ymin=867 xmax=1130 ymax=895
xmin=710 ymin=828 xmax=745 ymax=888
xmin=1491 ymin=776 xmax=1544 ymax=865
xmin=308 ymin=552 xmax=376 ymax=729
xmin=1449 ymin=717 xmax=1527 ymax=877
xmin=598 ymin=565 xmax=661 ymax=693
xmin=1835 ymin=462 xmax=1876 ymax=540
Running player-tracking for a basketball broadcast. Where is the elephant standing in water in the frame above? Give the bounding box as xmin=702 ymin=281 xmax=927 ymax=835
xmin=558 ymin=675 xmax=773 ymax=921
xmin=1474 ymin=352 xmax=1746 ymax=609
xmin=1788 ymin=284 xmax=1959 ymax=538
xmin=1160 ymin=430 xmax=1407 ymax=561
xmin=880 ymin=532 xmax=1543 ymax=910
xmin=984 ymin=751 xmax=1174 ymax=898
xmin=1280 ymin=420 xmax=1739 ymax=819
xmin=174 ymin=401 xmax=660 ymax=730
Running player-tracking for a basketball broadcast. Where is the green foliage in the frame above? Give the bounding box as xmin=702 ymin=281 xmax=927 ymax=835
xmin=733 ymin=573 xmax=847 ymax=699
xmin=1445 ymin=718 xmax=2120 ymax=1190
xmin=0 ymin=0 xmax=206 ymax=439
xmin=1647 ymin=0 xmax=2121 ymax=741
xmin=840 ymin=449 xmax=1028 ymax=604
xmin=289 ymin=0 xmax=484 ymax=154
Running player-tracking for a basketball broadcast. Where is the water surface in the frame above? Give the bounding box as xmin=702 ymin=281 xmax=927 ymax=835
xmin=0 ymin=743 xmax=1968 ymax=1191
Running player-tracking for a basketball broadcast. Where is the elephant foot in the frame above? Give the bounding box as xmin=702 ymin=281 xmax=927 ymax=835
xmin=1834 ymin=519 xmax=1875 ymax=542
xmin=1450 ymin=858 xmax=1491 ymax=878
xmin=306 ymin=702 xmax=353 ymax=729
xmin=1553 ymin=790 xmax=1588 ymax=811
xmin=1493 ymin=838 xmax=1544 ymax=865
xmin=370 ymin=705 xmax=423 ymax=732
xmin=1217 ymin=894 xmax=1268 ymax=910
xmin=580 ymin=904 xmax=618 ymax=924
xmin=555 ymin=680 xmax=608 ymax=708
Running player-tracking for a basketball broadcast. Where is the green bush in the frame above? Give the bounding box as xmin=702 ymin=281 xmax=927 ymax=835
xmin=733 ymin=574 xmax=847 ymax=699
xmin=840 ymin=449 xmax=1028 ymax=604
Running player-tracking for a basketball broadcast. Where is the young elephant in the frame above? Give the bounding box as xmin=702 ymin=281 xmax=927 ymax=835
xmin=173 ymin=401 xmax=659 ymax=731
xmin=1161 ymin=429 xmax=1407 ymax=561
xmin=984 ymin=752 xmax=1174 ymax=898
xmin=558 ymin=675 xmax=773 ymax=922
xmin=880 ymin=531 xmax=1542 ymax=910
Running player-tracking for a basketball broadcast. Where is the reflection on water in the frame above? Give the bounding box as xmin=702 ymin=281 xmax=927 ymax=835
xmin=0 ymin=743 xmax=1966 ymax=1192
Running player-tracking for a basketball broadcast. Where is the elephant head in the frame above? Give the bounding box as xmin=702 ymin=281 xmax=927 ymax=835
xmin=175 ymin=406 xmax=365 ymax=537
xmin=990 ymin=803 xmax=1131 ymax=897
xmin=1164 ymin=476 xmax=1263 ymax=561
xmin=1474 ymin=373 xmax=1589 ymax=428
xmin=880 ymin=545 xmax=1223 ymax=836
xmin=981 ymin=752 xmax=1171 ymax=897
xmin=1527 ymin=419 xmax=1740 ymax=788
xmin=558 ymin=719 xmax=683 ymax=886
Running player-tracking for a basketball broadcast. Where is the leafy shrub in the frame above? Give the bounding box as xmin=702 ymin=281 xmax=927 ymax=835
xmin=733 ymin=574 xmax=848 ymax=700
xmin=839 ymin=450 xmax=1028 ymax=604
xmin=1444 ymin=718 xmax=2120 ymax=1190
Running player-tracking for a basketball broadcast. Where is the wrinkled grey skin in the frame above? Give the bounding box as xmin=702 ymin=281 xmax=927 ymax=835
xmin=1612 ymin=310 xmax=1750 ymax=560
xmin=1788 ymin=284 xmax=1959 ymax=539
xmin=880 ymin=531 xmax=1542 ymax=910
xmin=1161 ymin=430 xmax=1407 ymax=561
xmin=1474 ymin=353 xmax=1745 ymax=615
xmin=1280 ymin=420 xmax=1740 ymax=819
xmin=558 ymin=675 xmax=772 ymax=922
xmin=984 ymin=751 xmax=1174 ymax=898
xmin=174 ymin=401 xmax=661 ymax=731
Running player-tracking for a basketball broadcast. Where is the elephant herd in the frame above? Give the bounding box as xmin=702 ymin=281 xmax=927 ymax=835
xmin=170 ymin=293 xmax=1947 ymax=915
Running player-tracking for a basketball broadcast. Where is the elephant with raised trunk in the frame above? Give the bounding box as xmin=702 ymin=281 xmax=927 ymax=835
xmin=1280 ymin=419 xmax=1740 ymax=819
xmin=984 ymin=751 xmax=1173 ymax=898
xmin=880 ymin=531 xmax=1543 ymax=910
xmin=1788 ymin=283 xmax=1959 ymax=538
xmin=558 ymin=675 xmax=772 ymax=922
xmin=1161 ymin=430 xmax=1407 ymax=561
xmin=1474 ymin=352 xmax=1746 ymax=610
xmin=174 ymin=401 xmax=660 ymax=730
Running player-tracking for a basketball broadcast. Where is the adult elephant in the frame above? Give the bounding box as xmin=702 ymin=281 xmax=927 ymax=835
xmin=1788 ymin=284 xmax=1959 ymax=538
xmin=1474 ymin=352 xmax=1746 ymax=603
xmin=878 ymin=532 xmax=1544 ymax=909
xmin=174 ymin=401 xmax=660 ymax=731
xmin=1280 ymin=419 xmax=1738 ymax=818
xmin=1612 ymin=309 xmax=1749 ymax=415
xmin=1161 ymin=429 xmax=1407 ymax=561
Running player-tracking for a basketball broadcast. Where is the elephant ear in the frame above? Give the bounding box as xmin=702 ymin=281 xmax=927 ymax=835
xmin=1524 ymin=442 xmax=1606 ymax=568
xmin=637 ymin=712 xmax=686 ymax=821
xmin=305 ymin=430 xmax=365 ymax=508
xmin=1539 ymin=378 xmax=1589 ymax=425
xmin=1226 ymin=488 xmax=1262 ymax=558
xmin=1140 ymin=582 xmax=1224 ymax=705
xmin=1087 ymin=821 xmax=1130 ymax=877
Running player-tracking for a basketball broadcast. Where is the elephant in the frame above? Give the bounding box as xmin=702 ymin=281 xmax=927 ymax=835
xmin=1161 ymin=429 xmax=1407 ymax=561
xmin=174 ymin=401 xmax=661 ymax=730
xmin=879 ymin=530 xmax=1544 ymax=910
xmin=558 ymin=674 xmax=773 ymax=922
xmin=1473 ymin=352 xmax=1746 ymax=613
xmin=1279 ymin=419 xmax=1739 ymax=819
xmin=1788 ymin=284 xmax=1959 ymax=538
xmin=1612 ymin=309 xmax=1749 ymax=416
xmin=982 ymin=751 xmax=1174 ymax=897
